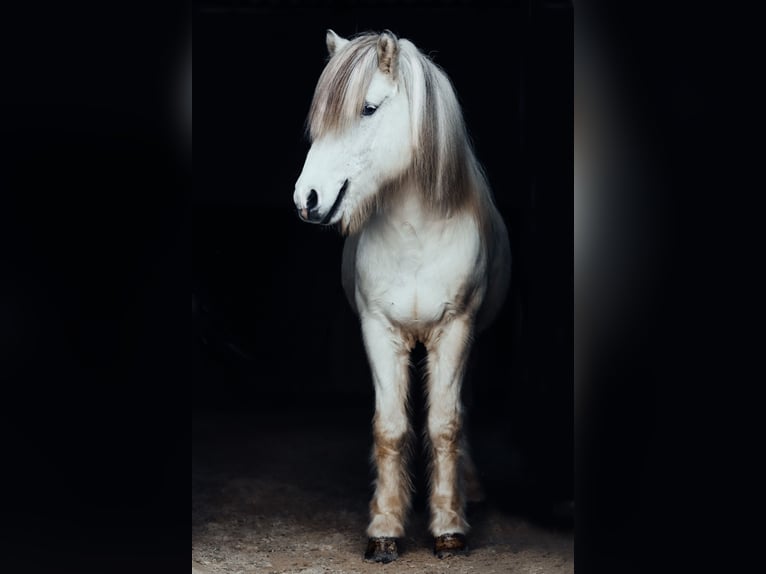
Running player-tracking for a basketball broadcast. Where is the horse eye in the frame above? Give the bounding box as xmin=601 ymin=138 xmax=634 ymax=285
xmin=362 ymin=103 xmax=378 ymax=117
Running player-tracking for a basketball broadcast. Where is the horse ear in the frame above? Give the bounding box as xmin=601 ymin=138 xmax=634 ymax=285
xmin=376 ymin=30 xmax=399 ymax=76
xmin=326 ymin=29 xmax=349 ymax=56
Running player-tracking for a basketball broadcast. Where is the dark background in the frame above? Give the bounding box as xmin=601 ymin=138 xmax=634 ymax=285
xmin=194 ymin=0 xmax=573 ymax=526
xmin=1 ymin=3 xmax=189 ymax=572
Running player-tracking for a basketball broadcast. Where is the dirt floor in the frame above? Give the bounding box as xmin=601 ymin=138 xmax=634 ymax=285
xmin=192 ymin=409 xmax=573 ymax=574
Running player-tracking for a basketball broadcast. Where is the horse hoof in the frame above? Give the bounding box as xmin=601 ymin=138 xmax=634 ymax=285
xmin=433 ymin=533 xmax=468 ymax=558
xmin=365 ymin=537 xmax=399 ymax=563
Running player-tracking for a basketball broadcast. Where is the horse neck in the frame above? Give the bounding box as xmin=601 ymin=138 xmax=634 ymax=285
xmin=384 ymin=196 xmax=433 ymax=241
xmin=379 ymin=170 xmax=480 ymax=232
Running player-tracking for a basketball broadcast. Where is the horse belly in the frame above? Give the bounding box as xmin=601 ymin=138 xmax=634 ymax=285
xmin=385 ymin=276 xmax=450 ymax=328
xmin=368 ymin=257 xmax=480 ymax=343
xmin=355 ymin=211 xmax=485 ymax=334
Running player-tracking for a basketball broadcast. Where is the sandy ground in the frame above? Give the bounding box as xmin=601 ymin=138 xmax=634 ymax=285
xmin=192 ymin=410 xmax=573 ymax=574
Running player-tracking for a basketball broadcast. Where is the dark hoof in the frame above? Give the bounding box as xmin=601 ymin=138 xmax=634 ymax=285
xmin=434 ymin=533 xmax=469 ymax=558
xmin=365 ymin=537 xmax=399 ymax=563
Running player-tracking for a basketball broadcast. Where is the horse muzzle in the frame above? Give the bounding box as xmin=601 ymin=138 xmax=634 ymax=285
xmin=294 ymin=179 xmax=349 ymax=225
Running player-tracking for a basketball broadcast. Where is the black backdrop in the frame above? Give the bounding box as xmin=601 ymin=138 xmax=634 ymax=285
xmin=194 ymin=0 xmax=573 ymax=518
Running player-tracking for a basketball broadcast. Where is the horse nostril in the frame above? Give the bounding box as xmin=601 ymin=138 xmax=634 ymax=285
xmin=307 ymin=189 xmax=319 ymax=212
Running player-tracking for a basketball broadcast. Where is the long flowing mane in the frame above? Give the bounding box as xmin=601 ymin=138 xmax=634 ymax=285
xmin=308 ymin=32 xmax=497 ymax=233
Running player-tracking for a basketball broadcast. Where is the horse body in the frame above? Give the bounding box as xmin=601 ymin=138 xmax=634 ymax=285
xmin=294 ymin=29 xmax=511 ymax=562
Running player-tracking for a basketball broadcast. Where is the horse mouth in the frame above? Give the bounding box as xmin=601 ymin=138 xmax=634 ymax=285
xmin=320 ymin=179 xmax=349 ymax=225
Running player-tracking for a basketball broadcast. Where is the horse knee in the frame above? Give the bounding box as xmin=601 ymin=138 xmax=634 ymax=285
xmin=373 ymin=418 xmax=409 ymax=454
xmin=427 ymin=417 xmax=461 ymax=451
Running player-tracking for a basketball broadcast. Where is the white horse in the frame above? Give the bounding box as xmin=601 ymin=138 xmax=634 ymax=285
xmin=293 ymin=29 xmax=511 ymax=562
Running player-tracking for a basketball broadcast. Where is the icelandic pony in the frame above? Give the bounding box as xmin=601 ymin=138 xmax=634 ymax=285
xmin=293 ymin=29 xmax=511 ymax=562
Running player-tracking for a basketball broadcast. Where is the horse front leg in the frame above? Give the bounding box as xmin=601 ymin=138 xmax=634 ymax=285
xmin=360 ymin=316 xmax=412 ymax=563
xmin=426 ymin=314 xmax=474 ymax=557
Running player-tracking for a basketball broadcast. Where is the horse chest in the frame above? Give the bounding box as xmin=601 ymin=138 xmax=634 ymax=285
xmin=355 ymin=216 xmax=483 ymax=327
